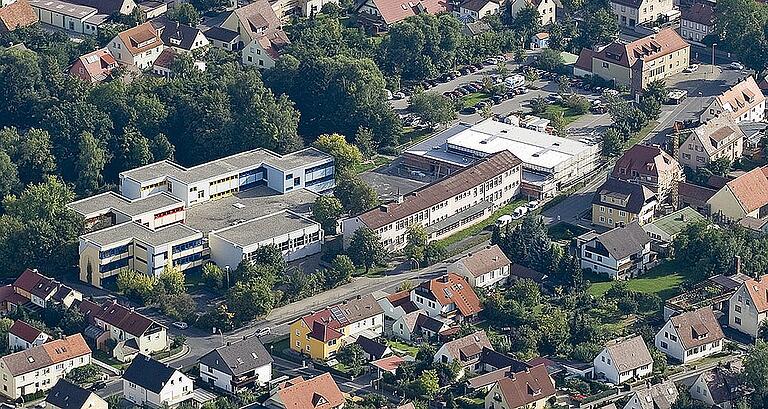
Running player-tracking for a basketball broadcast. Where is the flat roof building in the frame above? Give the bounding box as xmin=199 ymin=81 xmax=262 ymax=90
xmin=70 ymin=147 xmax=334 ymax=288
xmin=404 ymin=119 xmax=599 ymax=199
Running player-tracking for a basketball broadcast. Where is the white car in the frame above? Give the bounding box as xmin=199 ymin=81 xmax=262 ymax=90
xmin=526 ymin=200 xmax=540 ymax=210
xmin=729 ymin=62 xmax=745 ymax=70
xmin=684 ymin=64 xmax=699 ymax=73
xmin=496 ymin=215 xmax=513 ymax=227
xmin=256 ymin=327 xmax=271 ymax=337
xmin=172 ymin=321 xmax=188 ymax=330
xmin=511 ymin=206 xmax=528 ymax=219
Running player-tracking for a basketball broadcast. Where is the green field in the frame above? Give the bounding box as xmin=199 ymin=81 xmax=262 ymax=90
xmin=587 ymin=261 xmax=697 ymax=300
xmin=354 ymin=156 xmax=391 ymax=174
xmin=437 ymin=198 xmax=527 ymax=249
xmin=543 ymin=104 xmax=584 ymax=125
xmin=462 ymin=92 xmax=491 ymax=108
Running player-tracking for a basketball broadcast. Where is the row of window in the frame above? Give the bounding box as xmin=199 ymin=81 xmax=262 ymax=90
xmin=100 ymin=245 xmax=129 ymax=259
xmin=172 ymin=238 xmax=203 ymax=254
xmin=154 ymin=206 xmax=184 ymax=220
xmin=173 ymin=252 xmax=203 ymax=266
xmin=100 ymin=257 xmax=130 ymax=273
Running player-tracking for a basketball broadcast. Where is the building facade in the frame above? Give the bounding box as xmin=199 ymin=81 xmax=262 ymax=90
xmin=679 ymin=114 xmax=745 ymax=170
xmin=593 ymin=336 xmax=653 ymax=384
xmin=679 ymin=2 xmax=714 ymax=45
xmin=198 ymin=337 xmax=273 ymax=393
xmin=592 ymin=178 xmax=658 ymax=228
xmin=107 ymin=22 xmax=164 ymax=69
xmin=700 ymin=77 xmax=766 ymax=124
xmin=611 ymin=144 xmax=684 ymax=204
xmin=728 ymin=275 xmax=768 ymax=338
xmin=654 ymin=307 xmax=724 ymax=363
xmin=610 ymin=0 xmax=674 ymax=27
xmin=579 ymin=222 xmax=652 ymax=280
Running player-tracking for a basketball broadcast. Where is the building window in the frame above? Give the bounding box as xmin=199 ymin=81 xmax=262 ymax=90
xmin=735 ymin=317 xmax=741 ymax=325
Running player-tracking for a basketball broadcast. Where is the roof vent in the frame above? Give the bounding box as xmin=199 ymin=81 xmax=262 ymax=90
xmin=232 ymin=203 xmax=245 ymax=209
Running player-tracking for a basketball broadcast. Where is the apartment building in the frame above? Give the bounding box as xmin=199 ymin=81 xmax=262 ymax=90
xmin=611 ymin=144 xmax=683 ymax=203
xmin=344 ymin=151 xmax=522 ymax=251
xmin=70 ymin=147 xmax=333 ymax=288
xmin=27 ymin=0 xmax=105 ymax=35
xmin=680 ymin=2 xmax=714 ymax=46
xmin=509 ymin=0 xmax=558 ymax=26
xmin=404 ymin=119 xmax=599 ymax=199
xmin=107 ymin=22 xmax=164 ymax=69
xmin=679 ymin=114 xmax=746 ymax=170
xmin=592 ymin=178 xmax=658 ymax=228
xmin=700 ymin=77 xmax=766 ymax=123
xmin=0 ymin=334 xmax=91 ymax=400
xmin=575 ymin=28 xmax=689 ymax=93
xmin=578 ymin=222 xmax=652 ymax=280
xmin=610 ymin=0 xmax=674 ymax=28
xmin=79 ymin=299 xmax=168 ymax=362
xmin=655 ymin=307 xmax=724 ymax=363
xmin=290 ymin=294 xmax=384 ymax=360
xmin=199 ymin=337 xmax=273 ymax=393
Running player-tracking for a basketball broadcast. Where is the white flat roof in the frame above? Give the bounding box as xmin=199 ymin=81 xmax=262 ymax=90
xmin=445 ymin=119 xmax=593 ymax=171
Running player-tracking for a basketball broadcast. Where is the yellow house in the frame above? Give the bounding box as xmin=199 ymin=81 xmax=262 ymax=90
xmin=592 ymin=178 xmax=657 ymax=228
xmin=289 ymin=294 xmax=384 ymax=360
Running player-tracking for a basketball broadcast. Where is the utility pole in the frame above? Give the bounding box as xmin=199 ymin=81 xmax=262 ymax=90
xmin=711 ymin=43 xmax=717 ymax=75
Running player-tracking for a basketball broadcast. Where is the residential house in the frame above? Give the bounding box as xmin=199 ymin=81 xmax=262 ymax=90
xmin=728 ymin=274 xmax=768 ymax=338
xmin=392 ymin=310 xmax=451 ymax=342
xmin=220 ymin=0 xmax=290 ymax=69
xmin=434 ymin=330 xmax=492 ymax=378
xmin=574 ymin=28 xmax=689 ymax=93
xmin=46 ymin=379 xmax=107 ymax=409
xmin=689 ymin=364 xmax=746 ymax=409
xmin=610 ymin=0 xmax=674 ymax=28
xmin=152 ymin=48 xmax=206 ymax=78
xmin=12 ymin=269 xmax=82 ymax=309
xmin=107 ymin=22 xmax=164 ymax=69
xmin=483 ymin=364 xmax=556 ymax=409
xmin=411 ymin=273 xmax=483 ymax=322
xmin=509 ymin=264 xmax=547 ymax=284
xmin=450 ymin=245 xmax=511 ymax=288
xmin=377 ymin=289 xmax=418 ymax=321
xmin=643 ymin=207 xmax=706 ymax=255
xmin=530 ymin=32 xmax=550 ymax=49
xmin=678 ymin=181 xmax=718 ymax=215
xmin=592 ymin=178 xmax=658 ymax=228
xmin=204 ymin=26 xmax=240 ymax=52
xmin=467 ymin=358 xmax=533 ymax=392
xmin=664 ymin=273 xmax=749 ymax=320
xmin=289 ymin=294 xmax=384 ymax=360
xmin=198 ymin=336 xmax=273 ymax=394
xmin=27 ymin=0 xmax=104 ymax=35
xmin=740 ymin=216 xmax=768 ymax=235
xmin=122 ymin=355 xmax=193 ymax=408
xmin=78 ymin=299 xmax=168 ymax=362
xmin=355 ymin=335 xmax=392 ymax=361
xmin=611 ymin=144 xmax=684 ymax=204
xmin=346 ymin=151 xmax=521 ymax=253
xmin=456 ymin=0 xmax=499 ymax=22
xmin=654 ymin=307 xmax=724 ymax=363
xmin=679 ymin=114 xmax=746 ymax=170
xmin=0 ymin=0 xmax=37 ymax=33
xmin=242 ymin=29 xmax=289 ymax=69
xmin=8 ymin=320 xmax=49 ymax=351
xmin=623 ymin=380 xmax=678 ymax=409
xmin=297 ymin=0 xmax=339 ymax=16
xmin=679 ymin=2 xmax=714 ymax=46
xmin=700 ymin=77 xmax=766 ymax=123
xmin=593 ymin=335 xmax=653 ymax=385
xmin=370 ymin=355 xmax=409 ymax=376
xmin=354 ymin=0 xmax=449 ymax=33
xmin=579 ymin=222 xmax=653 ymax=280
xmin=707 ymin=166 xmax=768 ymax=223
xmin=152 ymin=18 xmax=210 ymax=53
xmin=509 ymin=0 xmax=558 ymax=26
xmin=0 ymin=334 xmax=91 ymax=400
xmin=264 ymin=373 xmax=344 ymax=409
xmin=70 ymin=48 xmax=118 ymax=83
xmin=66 ymin=0 xmax=136 ymax=15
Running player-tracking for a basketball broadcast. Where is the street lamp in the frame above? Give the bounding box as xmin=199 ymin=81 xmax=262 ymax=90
xmin=711 ymin=43 xmax=717 ymax=74
xmin=224 ymin=265 xmax=230 ymax=288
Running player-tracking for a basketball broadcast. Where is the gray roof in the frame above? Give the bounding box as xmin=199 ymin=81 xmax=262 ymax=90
xmin=593 ymin=178 xmax=656 ymax=214
xmin=123 ymin=355 xmax=180 ymax=394
xmin=120 ymin=147 xmax=332 ymax=185
xmin=184 ymin=186 xmax=318 ymax=233
xmin=81 ymin=221 xmax=200 ymax=247
xmin=204 ymin=26 xmax=239 ymax=42
xmin=593 ymin=222 xmax=651 ymax=260
xmin=27 ymin=0 xmax=97 ymax=18
xmin=67 ymin=191 xmax=182 ymax=217
xmin=210 ymin=210 xmax=319 ymax=247
xmin=153 ymin=18 xmax=206 ymax=50
xmin=604 ymin=335 xmax=653 ymax=372
xmin=630 ymin=380 xmax=678 ymax=409
xmin=46 ymin=379 xmax=96 ymax=409
xmin=198 ymin=336 xmax=273 ymax=377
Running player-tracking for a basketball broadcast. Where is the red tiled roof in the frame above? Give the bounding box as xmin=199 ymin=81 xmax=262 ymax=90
xmin=418 ymin=273 xmax=482 ymax=317
xmin=14 ymin=269 xmax=59 ymax=300
xmin=71 ymin=48 xmax=117 ymax=83
xmin=362 ymin=0 xmax=449 ymax=25
xmin=9 ymin=320 xmax=44 ymax=343
xmin=386 ymin=290 xmax=418 ymax=313
xmin=276 ymin=373 xmax=344 ymax=409
xmin=681 ymin=2 xmax=714 ymax=25
xmin=743 ymin=275 xmax=768 ymax=313
xmin=592 ymin=28 xmax=689 ymax=69
xmin=612 ymin=144 xmax=680 ymax=180
xmin=714 ymin=77 xmax=766 ymax=119
xmin=117 ymin=22 xmax=163 ymax=55
xmin=725 ymin=166 xmax=768 ymax=214
xmin=153 ymin=48 xmax=176 ymax=69
xmin=496 ymin=364 xmax=556 ymax=408
xmin=0 ymin=0 xmax=37 ymax=32
xmin=574 ymin=48 xmax=594 ymax=72
xmin=669 ymin=307 xmax=724 ymax=350
xmin=678 ymin=182 xmax=717 ymax=203
xmin=79 ymin=299 xmax=160 ymax=338
xmin=370 ymin=355 xmax=407 ymax=373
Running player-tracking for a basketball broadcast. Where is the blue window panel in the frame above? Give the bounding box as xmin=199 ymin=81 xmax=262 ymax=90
xmin=172 ymin=239 xmax=203 ymax=254
xmin=100 ymin=257 xmax=129 ymax=273
xmin=99 ymin=245 xmax=129 ymax=259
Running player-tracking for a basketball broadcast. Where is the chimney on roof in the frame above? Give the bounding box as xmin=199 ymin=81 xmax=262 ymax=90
xmin=734 ymin=255 xmax=741 ymax=275
xmin=397 ymin=195 xmax=404 ymax=204
xmin=380 ymin=204 xmax=389 ymax=212
xmin=438 ymin=275 xmax=449 ymax=283
xmin=357 ymin=294 xmax=362 ymax=300
xmin=227 ymin=341 xmax=231 ymax=346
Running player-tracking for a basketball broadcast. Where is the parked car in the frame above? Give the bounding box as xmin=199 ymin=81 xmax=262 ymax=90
xmin=511 ymin=205 xmax=528 ymax=219
xmin=257 ymin=327 xmax=271 ymax=337
xmin=461 ymin=106 xmax=477 ymax=114
xmin=491 ymin=95 xmax=503 ymax=104
xmin=526 ymin=200 xmax=540 ymax=210
xmin=496 ymin=215 xmax=513 ymax=227
xmin=393 ymin=92 xmax=406 ymax=100
xmin=590 ymin=104 xmax=607 ymax=114
xmin=172 ymin=321 xmax=189 ymax=330
xmin=729 ymin=62 xmax=745 ymax=70
xmin=684 ymin=64 xmax=699 ymax=73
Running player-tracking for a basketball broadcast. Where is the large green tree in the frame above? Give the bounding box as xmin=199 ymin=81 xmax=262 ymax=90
xmin=347 ymin=227 xmax=387 ymax=274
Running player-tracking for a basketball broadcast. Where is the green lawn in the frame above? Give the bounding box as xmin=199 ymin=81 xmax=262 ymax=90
xmin=462 ymin=92 xmax=491 ymax=108
xmin=354 ymin=156 xmax=391 ymax=174
xmin=437 ymin=198 xmax=527 ymax=249
xmin=587 ymin=261 xmax=698 ymax=300
xmin=547 ymin=222 xmax=589 ymax=241
xmin=543 ymin=104 xmax=583 ymax=125
xmin=387 ymin=339 xmax=419 ymax=357
xmin=624 ymin=120 xmax=660 ymax=149
xmin=399 ymin=126 xmax=433 ymax=149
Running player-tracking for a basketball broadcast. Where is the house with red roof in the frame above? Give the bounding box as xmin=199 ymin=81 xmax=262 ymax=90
xmin=265 ymin=373 xmax=344 ymax=409
xmin=8 ymin=320 xmax=50 ymax=351
xmin=78 ymin=299 xmax=168 ymax=362
xmin=289 ymin=294 xmax=384 ymax=360
xmin=707 ymin=166 xmax=768 ymax=223
xmin=729 ymin=274 xmax=768 ymax=338
xmin=483 ymin=364 xmax=556 ymax=409
xmin=411 ymin=273 xmax=483 ymax=322
xmin=0 ymin=0 xmax=37 ymax=33
xmin=354 ymin=0 xmax=449 ymax=33
xmin=70 ymin=48 xmax=117 ymax=83
xmin=10 ymin=268 xmax=82 ymax=310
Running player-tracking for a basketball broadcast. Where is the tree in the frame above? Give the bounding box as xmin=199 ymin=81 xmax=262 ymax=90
xmin=75 ymin=131 xmax=107 ymax=195
xmin=166 ymin=3 xmax=201 ymax=25
xmin=0 ymin=151 xmax=19 ymax=199
xmin=511 ymin=5 xmax=542 ymax=42
xmin=227 ymin=278 xmax=275 ymax=323
xmin=577 ymin=8 xmax=618 ymax=48
xmin=549 ymin=111 xmax=568 ymax=137
xmin=347 ymin=227 xmax=387 ymax=274
xmin=707 ymin=157 xmax=731 ymax=176
xmin=639 ymin=95 xmax=662 ymax=120
xmin=409 ymin=92 xmax=457 ymax=127
xmin=535 ymin=49 xmax=565 ymax=73
xmin=742 ymin=340 xmax=768 ymax=401
xmin=117 ymin=269 xmax=156 ymax=304
xmin=424 ymin=242 xmax=447 ymax=264
xmin=0 ymin=127 xmax=56 ymax=186
xmin=602 ymin=127 xmax=624 ymax=156
xmin=530 ymin=96 xmax=547 ymax=115
xmin=202 ymin=263 xmax=226 ymax=290
xmin=416 ymin=370 xmax=440 ymax=399
xmin=337 ymin=343 xmax=367 ymax=376
xmin=404 ymin=224 xmax=428 ymax=267
xmin=650 ymin=347 xmax=668 ymax=374
xmin=565 ymin=95 xmax=591 ymax=114
xmin=158 ymin=265 xmax=186 ymax=296
xmin=715 ymin=0 xmax=768 ymax=72
xmin=66 ymin=364 xmax=100 ymax=385
xmin=355 ymin=127 xmax=377 ymax=158
xmin=326 ymin=254 xmax=355 ymax=287
xmin=0 ymin=318 xmax=12 ymax=352
xmin=313 ymin=195 xmax=344 ymax=234
xmin=313 ymin=133 xmax=363 ymax=176
xmin=334 ymin=175 xmax=379 ymax=215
